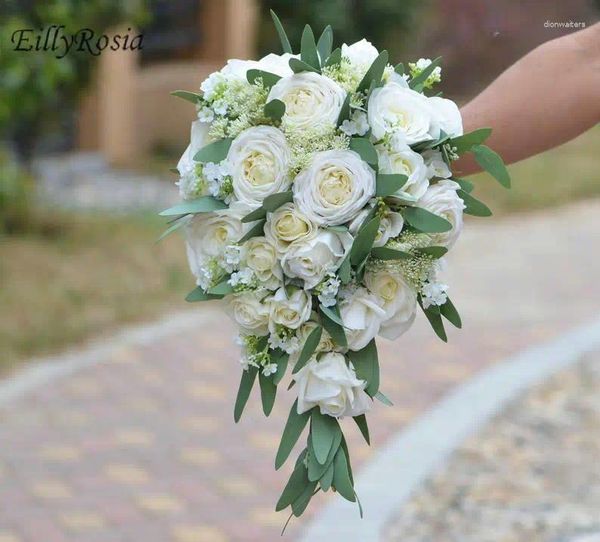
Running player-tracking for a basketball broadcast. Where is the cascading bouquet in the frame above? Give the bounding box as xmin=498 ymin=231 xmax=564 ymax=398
xmin=161 ymin=12 xmax=510 ymax=521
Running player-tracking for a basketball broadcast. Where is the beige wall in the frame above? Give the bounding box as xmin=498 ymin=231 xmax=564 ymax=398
xmin=78 ymin=0 xmax=258 ymax=167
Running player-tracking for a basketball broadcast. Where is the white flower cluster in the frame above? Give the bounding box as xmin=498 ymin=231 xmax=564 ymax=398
xmin=174 ymin=41 xmax=467 ymax=420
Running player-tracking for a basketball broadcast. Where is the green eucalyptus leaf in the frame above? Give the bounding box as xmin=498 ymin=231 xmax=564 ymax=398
xmin=238 ymin=219 xmax=266 ymax=243
xmin=316 ymin=25 xmax=333 ymax=62
xmin=208 ymin=279 xmax=234 ymax=296
xmin=289 ymin=58 xmax=320 ymax=74
xmin=300 ymin=25 xmax=320 ymax=69
xmin=374 ymin=390 xmax=393 ymax=406
xmin=471 ymin=144 xmax=511 ymax=188
xmin=353 ymin=414 xmax=370 ymax=445
xmin=332 ymin=448 xmax=355 ymax=502
xmin=270 ymin=10 xmax=293 ymax=54
xmin=451 ymin=128 xmax=492 ymax=154
xmin=157 ymin=217 xmax=187 ymax=241
xmin=320 ymin=463 xmax=335 ymax=491
xmin=350 ymin=217 xmax=380 ymax=267
xmin=259 ymin=371 xmax=277 ymax=416
xmin=376 ymin=173 xmax=408 ymax=197
xmin=357 ymin=50 xmax=389 ymax=92
xmin=454 ymin=177 xmax=474 ymax=193
xmin=276 ymin=461 xmax=309 ymax=511
xmin=241 ymin=206 xmax=268 ymax=223
xmin=336 ymin=93 xmax=351 ymax=127
xmin=324 ymin=47 xmax=342 ymax=67
xmin=159 ymin=197 xmax=227 ymax=216
xmin=419 ymin=298 xmax=448 ymax=342
xmin=246 ymin=68 xmax=281 ymax=88
xmin=293 ymin=325 xmax=322 ymax=374
xmin=414 ymin=246 xmax=448 ymax=258
xmin=349 ymin=137 xmax=378 ymax=166
xmin=320 ymin=304 xmax=347 ymax=349
xmin=394 ymin=62 xmax=405 ymax=75
xmin=371 ymin=246 xmax=411 ymax=260
xmin=347 ymin=339 xmax=379 ymax=396
xmin=403 ymin=206 xmax=452 ymax=233
xmin=234 ymin=366 xmax=258 ymax=422
xmin=185 ymin=286 xmax=223 ymax=302
xmin=263 ymin=190 xmax=293 ymax=212
xmin=275 ymin=401 xmax=311 ymax=469
xmin=311 ymin=410 xmax=339 ymax=464
xmin=193 ymin=138 xmax=233 ymax=163
xmin=272 ymin=351 xmax=289 ymax=385
xmin=440 ymin=296 xmax=462 ymax=329
xmin=291 ymin=480 xmax=318 ymax=517
xmin=338 ymin=252 xmax=352 ymax=284
xmin=458 ymin=189 xmax=492 ymax=217
xmin=308 ymin=426 xmax=342 ymax=481
xmin=170 ymin=90 xmax=202 ymax=104
xmin=264 ymin=98 xmax=286 ymax=121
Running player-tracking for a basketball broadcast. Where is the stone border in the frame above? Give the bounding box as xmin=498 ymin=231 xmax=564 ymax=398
xmin=0 ymin=308 xmax=214 ymax=409
xmin=300 ymin=314 xmax=600 ymax=541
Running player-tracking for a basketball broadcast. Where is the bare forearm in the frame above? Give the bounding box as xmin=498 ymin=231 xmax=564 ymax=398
xmin=454 ymin=23 xmax=600 ymax=176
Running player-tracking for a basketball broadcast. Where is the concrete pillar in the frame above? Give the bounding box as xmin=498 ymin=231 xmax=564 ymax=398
xmin=97 ymin=27 xmax=140 ymax=167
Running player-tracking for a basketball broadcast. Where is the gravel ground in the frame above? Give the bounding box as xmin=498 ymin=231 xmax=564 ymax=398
xmin=384 ymin=352 xmax=600 ymax=542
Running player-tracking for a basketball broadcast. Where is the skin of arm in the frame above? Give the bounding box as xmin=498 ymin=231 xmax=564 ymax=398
xmin=454 ymin=22 xmax=600 ymax=176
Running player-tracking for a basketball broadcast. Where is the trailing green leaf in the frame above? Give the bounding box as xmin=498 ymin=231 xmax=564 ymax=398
xmin=170 ymin=90 xmax=202 ymax=104
xmin=293 ymin=325 xmax=323 ymax=373
xmin=159 ymin=197 xmax=227 ymax=216
xmin=259 ymin=371 xmax=277 ymax=416
xmin=193 ymin=138 xmax=233 ymax=163
xmin=238 ymin=219 xmax=266 ymax=243
xmin=376 ymin=173 xmax=408 ymax=197
xmin=353 ymin=414 xmax=370 ymax=445
xmin=451 ymin=128 xmax=492 ymax=154
xmin=371 ymin=246 xmax=411 ymax=260
xmin=457 ymin=189 xmax=492 ymax=217
xmin=185 ymin=286 xmax=223 ymax=303
xmin=440 ymin=297 xmax=462 ymax=329
xmin=307 ymin=426 xmax=342 ymax=481
xmin=374 ymin=390 xmax=393 ymax=406
xmin=336 ymin=93 xmax=351 ymax=127
xmin=419 ymin=298 xmax=448 ymax=342
xmin=347 ymin=339 xmax=379 ymax=396
xmin=300 ymin=25 xmax=320 ymax=69
xmin=270 ymin=10 xmax=293 ymax=54
xmin=276 ymin=461 xmax=309 ymax=511
xmin=316 ymin=25 xmax=333 ymax=62
xmin=272 ymin=350 xmax=289 ymax=385
xmin=332 ymin=448 xmax=355 ymax=502
xmin=357 ymin=50 xmax=389 ymax=92
xmin=264 ymin=99 xmax=286 ymax=121
xmin=157 ymin=217 xmax=187 ymax=242
xmin=403 ymin=206 xmax=452 ymax=233
xmin=291 ymin=481 xmax=318 ymax=517
xmin=275 ymin=401 xmax=311 ymax=469
xmin=234 ymin=366 xmax=258 ymax=422
xmin=311 ymin=410 xmax=340 ymax=464
xmin=471 ymin=144 xmax=511 ymax=188
xmin=320 ymin=463 xmax=335 ymax=491
xmin=350 ymin=217 xmax=380 ymax=266
xmin=207 ymin=279 xmax=234 ymax=296
xmin=454 ymin=178 xmax=474 ymax=193
xmin=349 ymin=137 xmax=378 ymax=166
xmin=246 ymin=68 xmax=281 ymax=88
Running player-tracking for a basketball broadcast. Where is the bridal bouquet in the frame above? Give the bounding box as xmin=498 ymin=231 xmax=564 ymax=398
xmin=162 ymin=12 xmax=510 ymax=520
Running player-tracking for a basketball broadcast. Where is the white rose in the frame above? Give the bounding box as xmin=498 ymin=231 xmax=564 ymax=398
xmin=293 ymin=149 xmax=376 ymax=226
xmin=294 ymin=352 xmax=371 ymax=417
xmin=422 ymin=149 xmax=452 ymax=179
xmin=227 ymin=126 xmax=291 ymax=207
xmin=428 ymin=96 xmax=463 ymax=138
xmin=243 ymin=236 xmax=282 ymax=289
xmin=349 ymin=208 xmax=404 ymax=248
xmin=177 ymin=120 xmax=212 ymax=200
xmin=281 ymin=230 xmax=352 ymax=289
xmin=341 ymin=39 xmax=379 ymax=73
xmin=417 ymin=180 xmax=465 ymax=248
xmin=221 ymin=52 xmax=296 ymax=79
xmin=268 ymin=287 xmax=312 ymax=333
xmin=264 ymin=202 xmax=318 ymax=253
xmin=268 ymin=72 xmax=346 ymax=131
xmin=377 ymin=143 xmax=429 ymax=203
xmin=227 ymin=291 xmax=270 ymax=335
xmin=365 ymin=269 xmax=417 ymax=340
xmin=368 ymin=83 xmax=439 ymax=144
xmin=339 ymin=287 xmax=387 ymax=351
xmin=184 ymin=205 xmax=246 ymax=281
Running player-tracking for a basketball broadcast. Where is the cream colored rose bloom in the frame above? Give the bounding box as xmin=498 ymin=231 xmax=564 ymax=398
xmin=243 ymin=236 xmax=282 ymax=289
xmin=268 ymin=287 xmax=312 ymax=333
xmin=293 ymin=150 xmax=376 ymax=226
xmin=227 ymin=126 xmax=291 ymax=207
xmin=227 ymin=291 xmax=270 ymax=335
xmin=268 ymin=72 xmax=346 ymax=131
xmin=294 ymin=352 xmax=371 ymax=417
xmin=377 ymin=143 xmax=429 ymax=203
xmin=365 ymin=269 xmax=417 ymax=340
xmin=368 ymin=83 xmax=438 ymax=143
xmin=428 ymin=96 xmax=463 ymax=138
xmin=417 ymin=180 xmax=465 ymax=249
xmin=281 ymin=230 xmax=352 ymax=289
xmin=339 ymin=287 xmax=387 ymax=351
xmin=341 ymin=39 xmax=378 ymax=73
xmin=264 ymin=202 xmax=318 ymax=254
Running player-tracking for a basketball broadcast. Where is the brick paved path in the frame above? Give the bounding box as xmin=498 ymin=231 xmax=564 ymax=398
xmin=0 ymin=201 xmax=599 ymax=542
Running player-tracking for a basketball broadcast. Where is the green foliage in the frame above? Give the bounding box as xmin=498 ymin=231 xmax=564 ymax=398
xmin=0 ymin=151 xmax=33 ymax=233
xmin=259 ymin=1 xmax=423 ymax=60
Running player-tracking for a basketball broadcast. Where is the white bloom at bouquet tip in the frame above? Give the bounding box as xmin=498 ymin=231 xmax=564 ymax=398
xmin=293 ymin=149 xmax=376 ymax=226
xmin=268 ymin=72 xmax=346 ymax=131
xmin=368 ymin=83 xmax=439 ymax=144
xmin=338 ymin=287 xmax=387 ymax=351
xmin=294 ymin=352 xmax=371 ymax=417
xmin=417 ymin=179 xmax=465 ymax=249
xmin=227 ymin=126 xmax=292 ymax=207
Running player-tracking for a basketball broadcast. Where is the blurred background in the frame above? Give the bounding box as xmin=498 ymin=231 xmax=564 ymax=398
xmin=0 ymin=2 xmax=599 ymax=542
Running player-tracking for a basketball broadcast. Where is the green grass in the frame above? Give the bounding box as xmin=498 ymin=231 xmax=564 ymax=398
xmin=0 ymin=126 xmax=597 ymax=371
xmin=466 ymin=125 xmax=600 ymax=215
